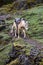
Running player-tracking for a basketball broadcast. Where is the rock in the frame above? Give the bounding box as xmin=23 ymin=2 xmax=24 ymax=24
xmin=19 ymin=54 xmax=33 ymax=65
xmin=29 ymin=47 xmax=42 ymax=65
xmin=30 ymin=47 xmax=41 ymax=58
xmin=34 ymin=57 xmax=42 ymax=65
xmin=8 ymin=45 xmax=19 ymax=59
xmin=6 ymin=45 xmax=42 ymax=65
xmin=8 ymin=44 xmax=22 ymax=60
xmin=5 ymin=58 xmax=11 ymax=64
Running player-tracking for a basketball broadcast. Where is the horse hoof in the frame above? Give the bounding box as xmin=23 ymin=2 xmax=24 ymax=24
xmin=18 ymin=36 xmax=20 ymax=39
xmin=18 ymin=37 xmax=19 ymax=39
xmin=24 ymin=37 xmax=26 ymax=39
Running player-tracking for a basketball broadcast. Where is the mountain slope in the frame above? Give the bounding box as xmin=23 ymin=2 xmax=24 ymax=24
xmin=0 ymin=0 xmax=43 ymax=14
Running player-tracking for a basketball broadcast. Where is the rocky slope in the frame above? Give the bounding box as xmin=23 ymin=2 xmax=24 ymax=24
xmin=0 ymin=0 xmax=43 ymax=14
xmin=0 ymin=4 xmax=43 ymax=65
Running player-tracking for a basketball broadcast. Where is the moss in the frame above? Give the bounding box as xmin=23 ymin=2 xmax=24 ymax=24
xmin=13 ymin=38 xmax=34 ymax=55
xmin=0 ymin=43 xmax=12 ymax=65
xmin=40 ymin=59 xmax=43 ymax=65
xmin=7 ymin=58 xmax=20 ymax=65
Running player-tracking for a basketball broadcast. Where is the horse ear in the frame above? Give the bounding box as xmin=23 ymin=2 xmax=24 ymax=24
xmin=21 ymin=18 xmax=24 ymax=20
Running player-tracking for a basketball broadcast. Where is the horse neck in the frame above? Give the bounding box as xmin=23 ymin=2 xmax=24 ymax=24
xmin=14 ymin=22 xmax=17 ymax=28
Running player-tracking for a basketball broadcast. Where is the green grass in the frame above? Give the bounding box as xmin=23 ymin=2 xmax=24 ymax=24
xmin=20 ymin=5 xmax=43 ymax=42
xmin=0 ymin=43 xmax=12 ymax=65
xmin=0 ymin=32 xmax=11 ymax=41
xmin=32 ymin=37 xmax=43 ymax=43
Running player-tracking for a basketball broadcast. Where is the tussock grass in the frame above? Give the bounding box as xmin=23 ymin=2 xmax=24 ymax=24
xmin=0 ymin=43 xmax=12 ymax=65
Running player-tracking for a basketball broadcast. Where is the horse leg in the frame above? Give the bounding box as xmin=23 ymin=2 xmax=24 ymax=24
xmin=10 ymin=29 xmax=14 ymax=36
xmin=15 ymin=29 xmax=17 ymax=37
xmin=23 ymin=29 xmax=26 ymax=38
xmin=18 ymin=29 xmax=20 ymax=38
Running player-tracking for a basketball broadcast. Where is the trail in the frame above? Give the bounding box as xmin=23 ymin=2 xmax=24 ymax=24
xmin=23 ymin=37 xmax=43 ymax=50
xmin=6 ymin=37 xmax=43 ymax=65
xmin=11 ymin=36 xmax=43 ymax=56
xmin=23 ymin=37 xmax=43 ymax=56
xmin=11 ymin=35 xmax=43 ymax=50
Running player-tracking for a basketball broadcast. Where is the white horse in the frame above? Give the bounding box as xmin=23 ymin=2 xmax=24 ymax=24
xmin=10 ymin=18 xmax=28 ymax=38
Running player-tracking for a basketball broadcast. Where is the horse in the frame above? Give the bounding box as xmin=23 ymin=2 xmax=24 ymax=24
xmin=10 ymin=18 xmax=28 ymax=38
xmin=10 ymin=21 xmax=17 ymax=37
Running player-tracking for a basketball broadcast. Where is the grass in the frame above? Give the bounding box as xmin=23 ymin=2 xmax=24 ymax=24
xmin=32 ymin=37 xmax=43 ymax=43
xmin=6 ymin=58 xmax=20 ymax=65
xmin=0 ymin=32 xmax=11 ymax=42
xmin=0 ymin=43 xmax=12 ymax=65
xmin=20 ymin=5 xmax=43 ymax=42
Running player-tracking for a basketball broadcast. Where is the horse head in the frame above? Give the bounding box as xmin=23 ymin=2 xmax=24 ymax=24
xmin=25 ymin=21 xmax=28 ymax=30
xmin=21 ymin=18 xmax=28 ymax=30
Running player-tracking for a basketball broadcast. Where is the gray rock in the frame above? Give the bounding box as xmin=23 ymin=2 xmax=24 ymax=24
xmin=30 ymin=47 xmax=40 ymax=57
